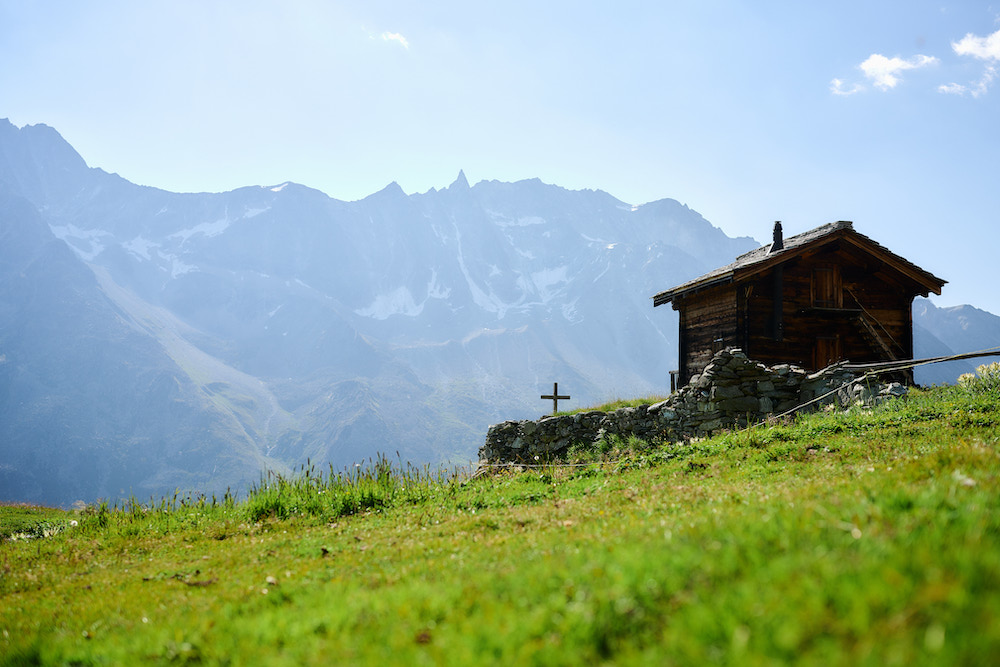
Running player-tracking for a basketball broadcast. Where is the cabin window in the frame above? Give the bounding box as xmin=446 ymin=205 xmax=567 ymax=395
xmin=812 ymin=267 xmax=842 ymax=308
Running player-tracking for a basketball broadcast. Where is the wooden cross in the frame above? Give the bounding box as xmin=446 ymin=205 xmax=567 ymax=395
xmin=541 ymin=382 xmax=570 ymax=415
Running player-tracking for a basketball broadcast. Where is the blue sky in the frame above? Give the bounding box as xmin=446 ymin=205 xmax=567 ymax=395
xmin=2 ymin=1 xmax=999 ymax=315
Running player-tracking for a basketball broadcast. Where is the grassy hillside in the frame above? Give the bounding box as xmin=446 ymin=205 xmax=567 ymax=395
xmin=2 ymin=368 xmax=999 ymax=665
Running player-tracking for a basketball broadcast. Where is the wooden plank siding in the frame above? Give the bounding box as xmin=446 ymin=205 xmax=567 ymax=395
xmin=661 ymin=225 xmax=944 ymax=389
xmin=743 ymin=246 xmax=918 ymax=372
xmin=676 ymin=287 xmax=740 ymax=384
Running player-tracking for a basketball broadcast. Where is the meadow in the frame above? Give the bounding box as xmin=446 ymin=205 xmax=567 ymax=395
xmin=2 ymin=366 xmax=999 ymax=665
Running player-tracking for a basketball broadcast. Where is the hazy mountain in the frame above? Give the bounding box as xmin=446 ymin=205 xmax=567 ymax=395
xmin=913 ymin=298 xmax=1000 ymax=386
xmin=0 ymin=183 xmax=289 ymax=504
xmin=1 ymin=120 xmax=758 ymax=505
xmin=1 ymin=118 xmax=994 ymax=506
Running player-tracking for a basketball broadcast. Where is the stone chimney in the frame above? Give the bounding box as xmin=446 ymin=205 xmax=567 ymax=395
xmin=770 ymin=221 xmax=784 ymax=253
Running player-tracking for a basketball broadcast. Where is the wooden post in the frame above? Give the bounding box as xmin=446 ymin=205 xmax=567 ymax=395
xmin=541 ymin=382 xmax=570 ymax=415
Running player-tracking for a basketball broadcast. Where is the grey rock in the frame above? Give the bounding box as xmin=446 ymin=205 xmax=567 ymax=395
xmin=717 ymin=396 xmax=762 ymax=413
xmin=710 ymin=385 xmax=745 ymax=400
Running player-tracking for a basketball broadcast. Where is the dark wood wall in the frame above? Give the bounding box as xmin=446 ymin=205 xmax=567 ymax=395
xmin=674 ymin=241 xmax=923 ymax=386
xmin=676 ymin=287 xmax=740 ymax=384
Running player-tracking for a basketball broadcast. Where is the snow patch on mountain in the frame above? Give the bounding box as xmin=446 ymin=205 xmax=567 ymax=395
xmin=123 ymin=236 xmax=158 ymax=261
xmin=430 ymin=224 xmax=451 ymax=244
xmin=356 ymin=271 xmax=454 ymax=320
xmin=427 ymin=269 xmax=451 ymax=299
xmin=355 ymin=287 xmax=424 ymax=320
xmin=530 ymin=266 xmax=569 ymax=301
xmin=49 ymin=223 xmax=111 ymax=261
xmin=244 ymin=206 xmax=269 ymax=218
xmin=157 ymin=250 xmax=196 ymax=278
xmin=170 ymin=216 xmax=231 ymax=242
xmin=592 ymin=262 xmax=611 ymax=283
xmin=452 ymin=222 xmax=517 ymax=318
xmin=492 ymin=214 xmax=547 ymax=228
xmin=166 ymin=206 xmax=267 ymax=244
xmin=562 ymin=300 xmax=582 ymax=323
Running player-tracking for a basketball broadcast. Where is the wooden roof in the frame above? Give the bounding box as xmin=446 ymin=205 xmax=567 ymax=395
xmin=652 ymin=221 xmax=946 ymax=307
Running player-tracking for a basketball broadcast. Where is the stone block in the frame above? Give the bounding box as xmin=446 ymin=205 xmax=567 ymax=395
xmin=710 ymin=385 xmax=744 ymax=400
xmin=708 ymin=366 xmax=739 ymax=379
xmin=699 ymin=418 xmax=724 ymax=431
xmin=882 ymin=383 xmax=907 ymax=398
xmin=717 ymin=396 xmax=761 ymax=413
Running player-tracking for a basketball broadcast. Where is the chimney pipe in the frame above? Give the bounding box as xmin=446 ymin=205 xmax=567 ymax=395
xmin=771 ymin=221 xmax=784 ymax=253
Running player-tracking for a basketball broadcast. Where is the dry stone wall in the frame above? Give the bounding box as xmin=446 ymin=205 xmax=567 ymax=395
xmin=480 ymin=348 xmax=906 ymax=464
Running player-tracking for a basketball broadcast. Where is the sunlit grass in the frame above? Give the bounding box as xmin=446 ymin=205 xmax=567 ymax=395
xmin=0 ymin=504 xmax=76 ymax=541
xmin=2 ymin=382 xmax=999 ymax=664
xmin=554 ymin=394 xmax=670 ymax=416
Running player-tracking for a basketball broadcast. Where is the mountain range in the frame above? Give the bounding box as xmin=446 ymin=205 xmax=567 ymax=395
xmin=1 ymin=119 xmax=997 ymax=507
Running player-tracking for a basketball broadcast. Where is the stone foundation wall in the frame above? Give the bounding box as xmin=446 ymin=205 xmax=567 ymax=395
xmin=479 ymin=349 xmax=905 ymax=464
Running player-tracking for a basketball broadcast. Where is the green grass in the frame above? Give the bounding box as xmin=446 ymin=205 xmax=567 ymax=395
xmin=555 ymin=394 xmax=670 ymax=416
xmin=2 ymin=381 xmax=999 ymax=665
xmin=0 ymin=504 xmax=76 ymax=541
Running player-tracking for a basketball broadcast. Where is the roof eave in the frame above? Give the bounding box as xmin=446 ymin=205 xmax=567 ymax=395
xmin=838 ymin=234 xmax=947 ymax=295
xmin=652 ymin=272 xmax=734 ymax=307
xmin=651 ymin=221 xmax=947 ymax=307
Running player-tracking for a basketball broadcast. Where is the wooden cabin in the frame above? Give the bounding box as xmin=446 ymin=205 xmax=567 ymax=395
xmin=652 ymin=221 xmax=946 ymax=387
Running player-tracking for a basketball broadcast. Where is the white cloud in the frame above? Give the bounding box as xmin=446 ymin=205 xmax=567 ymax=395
xmin=942 ymin=28 xmax=1000 ymax=97
xmin=938 ymin=82 xmax=967 ymax=95
xmin=381 ymin=31 xmax=409 ymax=49
xmin=830 ymin=78 xmax=863 ymax=96
xmin=939 ymin=66 xmax=997 ymax=97
xmin=859 ymin=53 xmax=938 ymax=90
xmin=952 ymin=28 xmax=1000 ymax=61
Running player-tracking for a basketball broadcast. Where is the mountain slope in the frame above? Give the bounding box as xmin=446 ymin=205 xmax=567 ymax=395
xmin=1 ymin=120 xmax=758 ymax=504
xmin=913 ymin=297 xmax=1000 ymax=385
xmin=1 ymin=118 xmax=994 ymax=506
xmin=0 ymin=185 xmax=288 ymax=505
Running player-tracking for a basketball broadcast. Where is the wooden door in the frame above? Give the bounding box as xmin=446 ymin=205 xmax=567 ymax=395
xmin=814 ymin=335 xmax=841 ymax=369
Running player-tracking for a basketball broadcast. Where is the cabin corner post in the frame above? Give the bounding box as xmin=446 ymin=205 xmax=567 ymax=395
xmin=677 ymin=300 xmax=688 ymax=388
